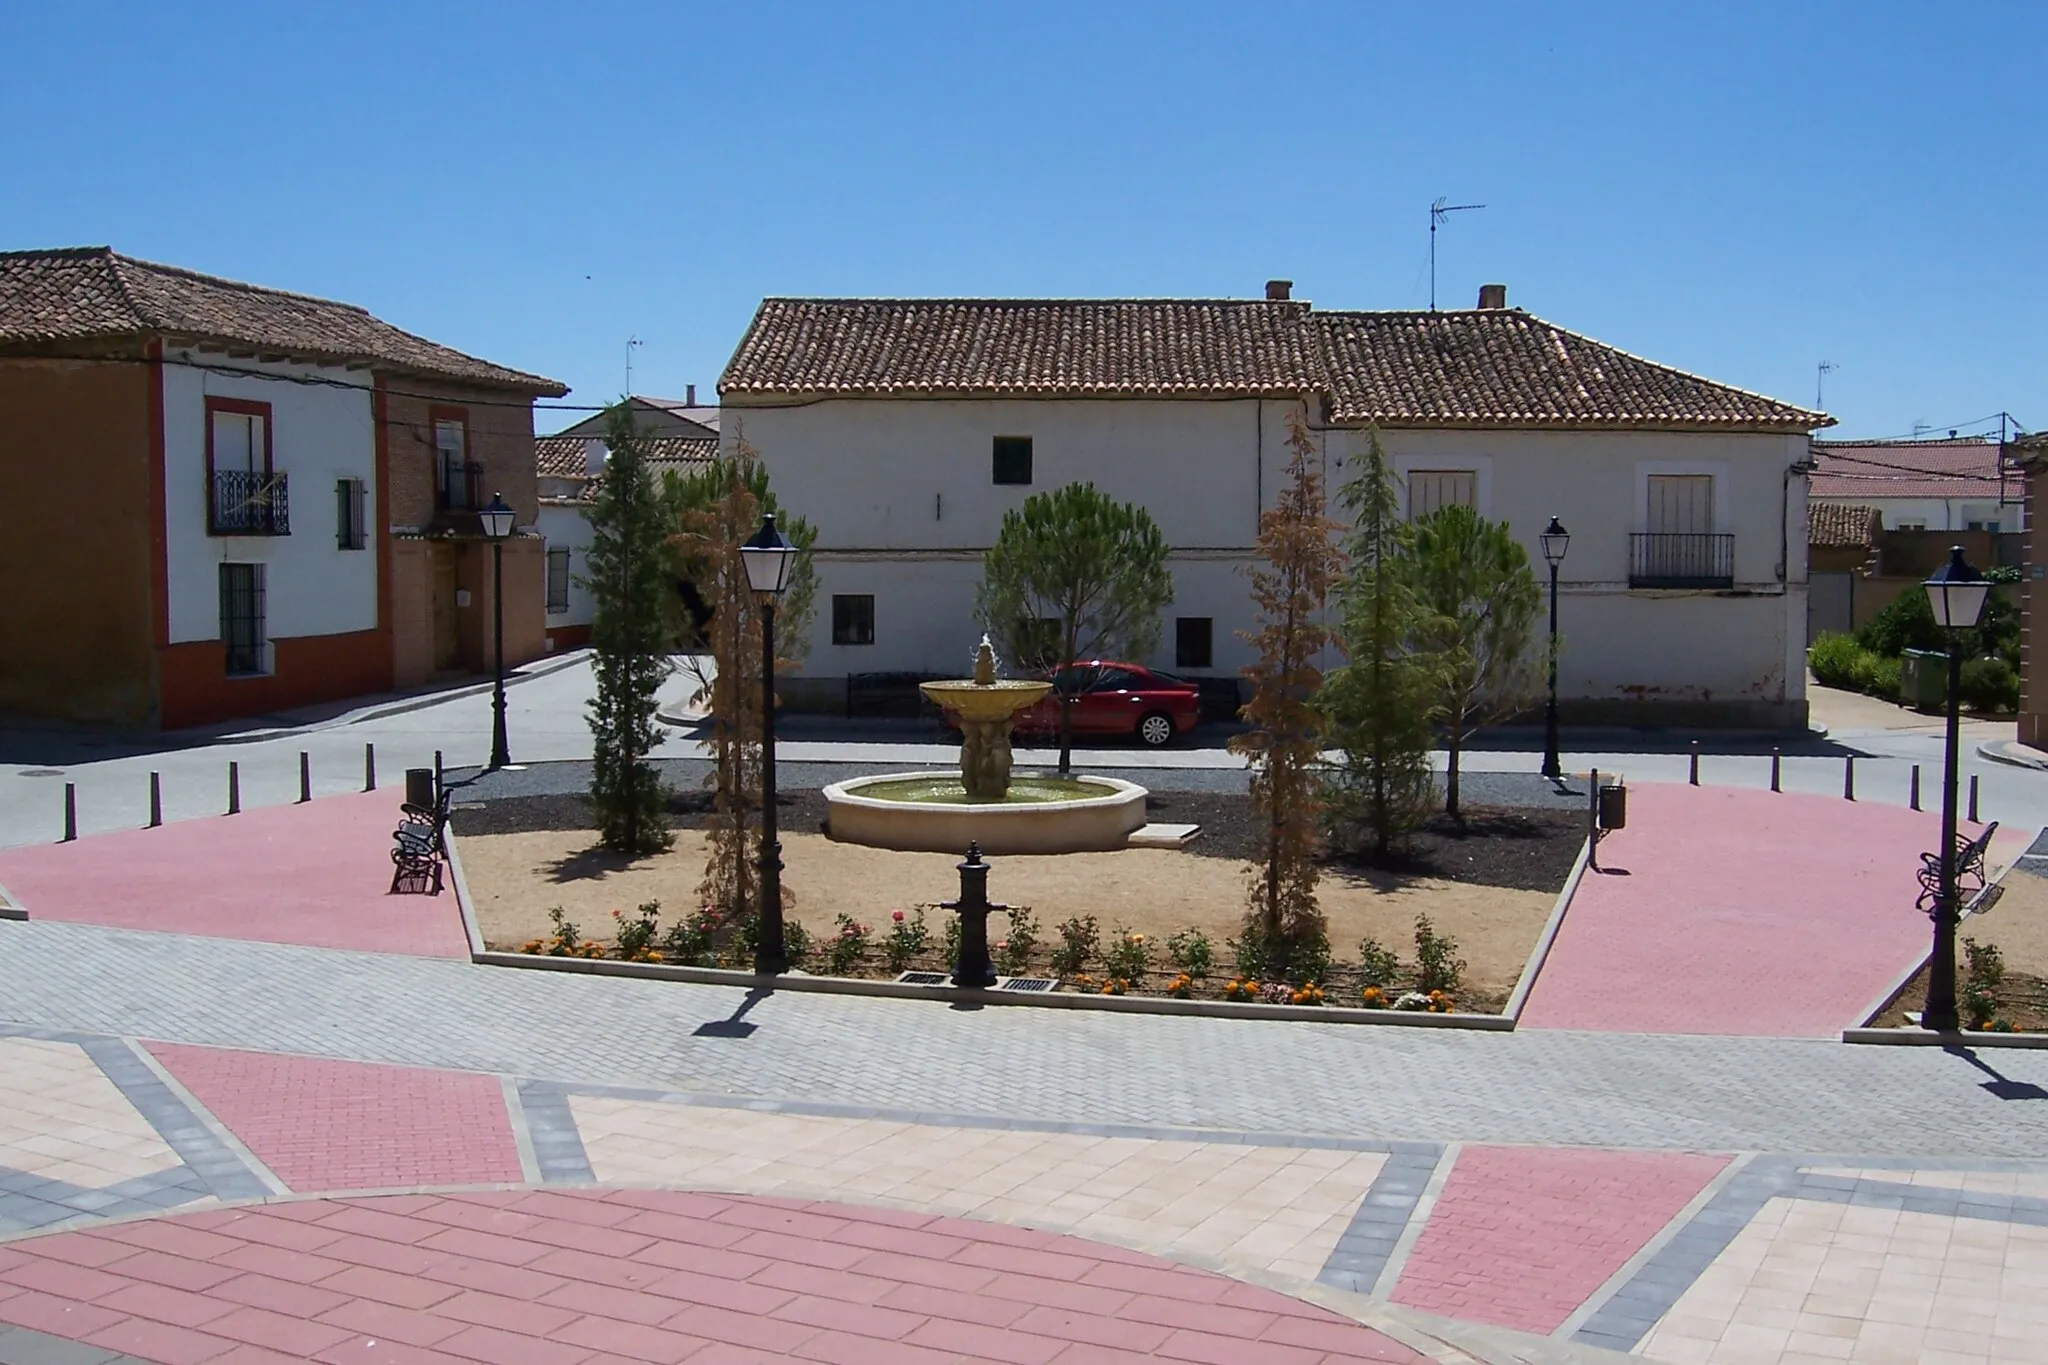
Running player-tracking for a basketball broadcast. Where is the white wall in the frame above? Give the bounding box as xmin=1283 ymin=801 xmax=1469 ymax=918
xmin=1811 ymin=494 xmax=2022 ymax=532
xmin=733 ymin=396 xmax=1814 ymax=721
xmin=160 ymin=355 xmax=377 ymax=646
xmin=537 ymin=501 xmax=596 ymax=634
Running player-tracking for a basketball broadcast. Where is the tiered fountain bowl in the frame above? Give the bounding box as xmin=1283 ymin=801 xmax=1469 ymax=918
xmin=822 ymin=641 xmax=1147 ymax=855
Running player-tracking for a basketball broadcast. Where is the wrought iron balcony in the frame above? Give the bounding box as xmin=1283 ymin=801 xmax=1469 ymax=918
xmin=1629 ymin=532 xmax=1734 ymax=589
xmin=438 ymin=458 xmax=485 ymax=512
xmin=208 ymin=470 xmax=290 ymax=536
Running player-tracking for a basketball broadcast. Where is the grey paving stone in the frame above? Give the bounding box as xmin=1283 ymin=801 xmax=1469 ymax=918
xmin=0 ymin=1323 xmax=145 ymax=1365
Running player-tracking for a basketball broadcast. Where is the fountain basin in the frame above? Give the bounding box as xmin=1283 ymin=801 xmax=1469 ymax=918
xmin=823 ymin=771 xmax=1148 ymax=855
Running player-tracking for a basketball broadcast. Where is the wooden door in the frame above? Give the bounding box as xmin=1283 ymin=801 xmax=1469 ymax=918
xmin=431 ymin=548 xmax=460 ymax=673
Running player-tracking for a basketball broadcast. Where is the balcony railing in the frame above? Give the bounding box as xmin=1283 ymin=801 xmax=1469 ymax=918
xmin=209 ymin=470 xmax=290 ymax=536
xmin=1629 ymin=532 xmax=1734 ymax=589
xmin=438 ymin=458 xmax=485 ymax=512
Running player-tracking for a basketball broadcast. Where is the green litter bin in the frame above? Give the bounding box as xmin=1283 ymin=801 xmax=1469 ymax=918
xmin=1899 ymin=649 xmax=1946 ymax=711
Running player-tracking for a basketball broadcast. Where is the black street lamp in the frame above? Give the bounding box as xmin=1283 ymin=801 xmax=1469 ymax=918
xmin=1920 ymin=545 xmax=1991 ymax=1032
xmin=1539 ymin=517 xmax=1570 ymax=781
xmin=478 ymin=492 xmax=517 ymax=771
xmin=740 ymin=512 xmax=799 ymax=976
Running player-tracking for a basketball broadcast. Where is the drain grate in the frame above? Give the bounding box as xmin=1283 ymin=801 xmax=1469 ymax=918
xmin=999 ymin=977 xmax=1057 ymax=993
xmin=895 ymin=971 xmax=950 ymax=986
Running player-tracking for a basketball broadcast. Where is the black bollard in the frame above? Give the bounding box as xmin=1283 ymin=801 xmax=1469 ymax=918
xmin=148 ymin=772 xmax=162 ymax=828
xmin=1910 ymin=764 xmax=1921 ymax=812
xmin=364 ymin=742 xmax=376 ymax=792
xmin=227 ymin=761 xmax=240 ymax=815
xmin=943 ymin=842 xmax=1001 ymax=989
xmin=1770 ymin=748 xmax=1781 ymax=793
xmin=299 ymin=751 xmax=311 ymax=804
xmin=1844 ymin=754 xmax=1855 ymax=801
xmin=1689 ymin=741 xmax=1700 ymax=786
xmin=1970 ymin=773 xmax=1981 ymax=824
xmin=62 ymin=782 xmax=76 ymax=843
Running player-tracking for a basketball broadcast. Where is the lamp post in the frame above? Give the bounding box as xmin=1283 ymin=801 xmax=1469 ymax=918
xmin=478 ymin=493 xmax=517 ymax=770
xmin=740 ymin=512 xmax=799 ymax=975
xmin=1920 ymin=545 xmax=1990 ymax=1032
xmin=1539 ymin=517 xmax=1570 ymax=781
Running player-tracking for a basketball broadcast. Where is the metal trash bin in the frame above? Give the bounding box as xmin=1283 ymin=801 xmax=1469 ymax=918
xmin=1899 ymin=649 xmax=1946 ymax=712
xmin=404 ymin=768 xmax=436 ymax=811
xmin=1597 ymin=781 xmax=1627 ymax=831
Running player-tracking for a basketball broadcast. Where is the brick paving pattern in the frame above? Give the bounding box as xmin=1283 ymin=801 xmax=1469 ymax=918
xmin=1518 ymin=784 xmax=1948 ymax=1036
xmin=0 ymin=790 xmax=470 ymax=959
xmin=1389 ymin=1145 xmax=1728 ymax=1333
xmin=145 ymin=1044 xmax=522 ymax=1193
xmin=0 ymin=1189 xmax=1432 ymax=1363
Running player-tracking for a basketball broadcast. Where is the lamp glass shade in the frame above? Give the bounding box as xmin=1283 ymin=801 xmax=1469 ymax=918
xmin=1539 ymin=516 xmax=1570 ymax=566
xmin=740 ymin=513 xmax=798 ymax=595
xmin=478 ymin=493 xmax=516 ymax=540
xmin=1923 ymin=545 xmax=1989 ymax=630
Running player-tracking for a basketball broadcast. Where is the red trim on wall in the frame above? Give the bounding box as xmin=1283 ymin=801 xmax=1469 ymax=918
xmin=544 ymin=624 xmax=592 ymax=652
xmin=158 ymin=628 xmax=390 ymax=731
xmin=373 ymin=377 xmax=396 ymax=690
xmin=146 ymin=339 xmax=169 ymax=655
xmin=203 ymin=395 xmax=274 ymax=482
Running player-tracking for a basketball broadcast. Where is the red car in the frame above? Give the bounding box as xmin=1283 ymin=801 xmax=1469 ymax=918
xmin=1011 ymin=661 xmax=1200 ymax=747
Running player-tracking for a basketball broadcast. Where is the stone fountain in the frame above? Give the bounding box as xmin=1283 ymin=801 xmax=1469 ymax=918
xmin=821 ymin=637 xmax=1148 ymax=854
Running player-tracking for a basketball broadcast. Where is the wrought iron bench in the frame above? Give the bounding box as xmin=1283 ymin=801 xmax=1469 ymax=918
xmin=390 ymin=786 xmax=453 ymax=895
xmin=1917 ymin=820 xmax=2000 ymax=920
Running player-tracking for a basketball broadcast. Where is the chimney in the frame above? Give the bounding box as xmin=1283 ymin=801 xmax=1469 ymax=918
xmin=1476 ymin=283 xmax=1507 ymax=310
xmin=686 ymin=383 xmax=697 ymax=406
xmin=1265 ymin=279 xmax=1293 ymax=301
xmin=583 ymin=438 xmax=607 ymax=477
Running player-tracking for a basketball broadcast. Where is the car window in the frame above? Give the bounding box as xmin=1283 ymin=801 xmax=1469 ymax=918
xmin=1090 ymin=668 xmax=1140 ymax=691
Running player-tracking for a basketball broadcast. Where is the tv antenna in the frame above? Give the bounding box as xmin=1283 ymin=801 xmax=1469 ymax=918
xmin=626 ymin=336 xmax=644 ymax=395
xmin=1429 ymin=197 xmax=1485 ymax=310
xmin=1816 ymin=360 xmax=1836 ymax=411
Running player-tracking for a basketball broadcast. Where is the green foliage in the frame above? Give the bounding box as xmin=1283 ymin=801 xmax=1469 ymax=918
xmin=1965 ymin=937 xmax=2006 ymax=990
xmin=1414 ymin=915 xmax=1466 ymax=994
xmin=1987 ymin=565 xmax=2023 ymax=585
xmin=1049 ymin=914 xmax=1100 ymax=977
xmin=1403 ymin=503 xmax=1542 ymax=820
xmin=1961 ymin=657 xmax=2019 ymax=713
xmin=827 ymin=914 xmax=872 ymax=975
xmin=1807 ymin=632 xmax=1867 ymax=690
xmin=1865 ymin=654 xmax=1902 ymax=699
xmin=996 ymin=907 xmax=1040 ymax=975
xmin=1320 ymin=430 xmax=1436 ymax=857
xmin=1356 ymin=937 xmax=1401 ymax=989
xmin=1167 ymin=928 xmax=1214 ymax=981
xmin=1102 ymin=927 xmax=1151 ymax=986
xmin=661 ymin=904 xmax=723 ymax=966
xmin=1227 ymin=925 xmax=1272 ymax=982
xmin=976 ymin=482 xmax=1174 ymax=771
xmin=612 ymin=901 xmax=662 ymax=962
xmin=940 ymin=912 xmax=963 ymax=969
xmin=1857 ymin=586 xmax=2018 ymax=669
xmin=883 ymin=909 xmax=930 ymax=973
xmin=662 ymin=456 xmax=818 ymax=659
xmin=585 ymin=403 xmax=675 ymax=854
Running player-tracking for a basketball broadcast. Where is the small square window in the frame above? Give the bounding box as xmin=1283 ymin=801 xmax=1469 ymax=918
xmin=993 ymin=436 xmax=1033 ymax=485
xmin=1175 ymin=617 xmax=1214 ymax=670
xmin=832 ymin=594 xmax=875 ymax=645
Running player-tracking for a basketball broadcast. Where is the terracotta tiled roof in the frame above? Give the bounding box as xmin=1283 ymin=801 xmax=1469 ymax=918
xmin=1313 ymin=311 xmax=1828 ymax=431
xmin=1810 ymin=438 xmax=2013 ymax=499
xmin=722 ymin=297 xmax=1826 ymax=431
xmin=534 ymin=435 xmax=718 ymax=502
xmin=720 ymin=298 xmax=1324 ymax=400
xmin=0 ymin=247 xmax=566 ymax=394
xmin=1808 ymin=502 xmax=1880 ymax=549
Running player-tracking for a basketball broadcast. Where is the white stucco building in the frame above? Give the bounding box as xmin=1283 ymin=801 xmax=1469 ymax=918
xmin=719 ymin=284 xmax=1833 ymax=729
xmin=1810 ymin=436 xmax=2023 ymax=533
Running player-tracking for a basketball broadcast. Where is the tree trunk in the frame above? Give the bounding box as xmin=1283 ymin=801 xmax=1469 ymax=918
xmin=1058 ymin=692 xmax=1073 ymax=775
xmin=1445 ymin=730 xmax=1461 ymax=823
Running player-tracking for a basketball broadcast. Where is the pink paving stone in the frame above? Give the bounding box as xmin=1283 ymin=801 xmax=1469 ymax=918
xmin=1517 ymin=783 xmax=1957 ymax=1036
xmin=145 ymin=1043 xmax=523 ymax=1193
xmin=1390 ymin=1145 xmax=1729 ymax=1334
xmin=0 ymin=788 xmax=469 ymax=957
xmin=0 ymin=1191 xmax=1430 ymax=1363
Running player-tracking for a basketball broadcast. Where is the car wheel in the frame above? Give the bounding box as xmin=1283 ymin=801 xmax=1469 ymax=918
xmin=1136 ymin=711 xmax=1175 ymax=747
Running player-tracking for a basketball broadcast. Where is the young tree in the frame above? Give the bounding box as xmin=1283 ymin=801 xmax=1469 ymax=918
xmin=585 ymin=402 xmax=675 ymax=855
xmin=1405 ymin=504 xmax=1542 ymax=821
xmin=976 ymin=482 xmax=1173 ymax=773
xmin=665 ymin=428 xmax=818 ymax=927
xmin=1229 ymin=412 xmax=1346 ymax=981
xmin=1319 ymin=430 xmax=1435 ymax=858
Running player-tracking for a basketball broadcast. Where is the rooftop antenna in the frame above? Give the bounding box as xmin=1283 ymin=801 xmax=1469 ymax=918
xmin=1429 ymin=197 xmax=1485 ymax=311
xmin=626 ymin=336 xmax=644 ymax=395
xmin=1816 ymin=360 xmax=1836 ymax=411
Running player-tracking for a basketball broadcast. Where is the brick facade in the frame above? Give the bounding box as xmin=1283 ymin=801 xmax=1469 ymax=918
xmin=2022 ymin=451 xmax=2044 ymax=749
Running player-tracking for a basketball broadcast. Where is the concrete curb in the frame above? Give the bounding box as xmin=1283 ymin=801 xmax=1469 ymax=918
xmin=1503 ymin=836 xmax=1591 ymax=1022
xmin=443 ymin=826 xmax=487 ymax=958
xmin=470 ymin=950 xmax=1517 ymax=1030
xmin=1978 ymin=739 xmax=2048 ymax=772
xmin=1842 ymin=1027 xmax=2048 ymax=1049
xmin=0 ymin=876 xmax=24 ymax=921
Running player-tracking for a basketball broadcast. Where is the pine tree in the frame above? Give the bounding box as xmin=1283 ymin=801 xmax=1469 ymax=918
xmin=1320 ymin=429 xmax=1435 ymax=858
xmin=1229 ymin=411 xmax=1346 ymax=981
xmin=585 ymin=402 xmax=675 ymax=855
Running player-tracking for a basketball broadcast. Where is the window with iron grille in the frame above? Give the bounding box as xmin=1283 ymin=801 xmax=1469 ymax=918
xmin=545 ymin=548 xmax=572 ymax=614
xmin=832 ymin=594 xmax=875 ymax=645
xmin=335 ymin=478 xmax=367 ymax=550
xmin=1175 ymin=616 xmax=1213 ymax=669
xmin=1407 ymin=469 xmax=1476 ymax=518
xmin=219 ymin=563 xmax=266 ymax=676
xmin=992 ymin=436 xmax=1033 ymax=485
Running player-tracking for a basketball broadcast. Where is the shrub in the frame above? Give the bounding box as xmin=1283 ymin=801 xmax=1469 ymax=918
xmin=1166 ymin=973 xmax=1195 ymax=999
xmin=662 ymin=905 xmax=723 ymax=966
xmin=1857 ymin=590 xmax=1945 ymax=658
xmin=525 ymin=907 xmax=606 ymax=959
xmin=1960 ymin=657 xmax=2019 ymax=713
xmin=1356 ymin=937 xmax=1402 ymax=989
xmin=883 ymin=909 xmax=929 ymax=973
xmin=827 ymin=914 xmax=871 ymax=975
xmin=612 ymin=901 xmax=663 ymax=962
xmin=940 ymin=913 xmax=963 ymax=969
xmin=783 ymin=920 xmax=811 ymax=966
xmin=1965 ymin=937 xmax=2006 ymax=991
xmin=1283 ymin=923 xmax=1332 ymax=988
xmin=1050 ymin=915 xmax=1099 ymax=977
xmin=1222 ymin=978 xmax=1259 ymax=1002
xmin=1414 ymin=915 xmax=1466 ymax=994
xmin=1807 ymin=632 xmax=1867 ymax=691
xmin=1167 ymin=928 xmax=1214 ymax=981
xmin=1102 ymin=927 xmax=1150 ymax=985
xmin=1861 ymin=653 xmax=1902 ymax=700
xmin=996 ymin=907 xmax=1039 ymax=975
xmin=1227 ymin=926 xmax=1273 ymax=983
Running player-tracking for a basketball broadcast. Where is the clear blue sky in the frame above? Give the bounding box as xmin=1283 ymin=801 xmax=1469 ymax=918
xmin=5 ymin=2 xmax=2041 ymax=440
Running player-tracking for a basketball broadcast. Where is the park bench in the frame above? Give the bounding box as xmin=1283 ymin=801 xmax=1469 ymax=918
xmin=1917 ymin=820 xmax=2000 ymax=920
xmin=390 ymin=785 xmax=452 ymax=895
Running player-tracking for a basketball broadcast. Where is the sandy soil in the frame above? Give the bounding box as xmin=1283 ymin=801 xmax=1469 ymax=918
xmin=1872 ymin=866 xmax=2048 ymax=1029
xmin=459 ymin=828 xmax=1555 ymax=996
